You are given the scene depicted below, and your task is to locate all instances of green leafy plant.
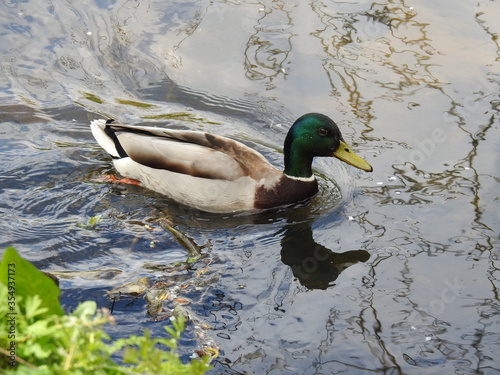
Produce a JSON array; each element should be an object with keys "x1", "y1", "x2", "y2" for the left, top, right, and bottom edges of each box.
[
  {"x1": 0, "y1": 247, "x2": 211, "y2": 374},
  {"x1": 0, "y1": 247, "x2": 63, "y2": 318}
]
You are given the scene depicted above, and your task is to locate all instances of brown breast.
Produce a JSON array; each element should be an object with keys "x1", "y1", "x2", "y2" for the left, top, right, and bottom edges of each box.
[{"x1": 254, "y1": 176, "x2": 319, "y2": 209}]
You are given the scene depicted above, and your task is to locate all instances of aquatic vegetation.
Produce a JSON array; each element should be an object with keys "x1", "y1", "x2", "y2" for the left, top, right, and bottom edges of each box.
[
  {"x1": 115, "y1": 99, "x2": 158, "y2": 109},
  {"x1": 76, "y1": 215, "x2": 102, "y2": 230}
]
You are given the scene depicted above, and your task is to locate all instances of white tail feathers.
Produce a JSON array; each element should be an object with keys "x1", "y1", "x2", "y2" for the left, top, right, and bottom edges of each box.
[{"x1": 90, "y1": 119, "x2": 120, "y2": 158}]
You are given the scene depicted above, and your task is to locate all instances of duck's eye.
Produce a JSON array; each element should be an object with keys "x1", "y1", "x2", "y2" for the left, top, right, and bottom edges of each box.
[{"x1": 318, "y1": 128, "x2": 329, "y2": 137}]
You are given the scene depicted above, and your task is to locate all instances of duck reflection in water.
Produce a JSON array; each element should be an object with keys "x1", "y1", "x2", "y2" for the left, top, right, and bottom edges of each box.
[{"x1": 280, "y1": 221, "x2": 369, "y2": 290}]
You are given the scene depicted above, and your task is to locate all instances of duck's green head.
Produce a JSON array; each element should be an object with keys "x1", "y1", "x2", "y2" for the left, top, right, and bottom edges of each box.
[{"x1": 284, "y1": 113, "x2": 373, "y2": 178}]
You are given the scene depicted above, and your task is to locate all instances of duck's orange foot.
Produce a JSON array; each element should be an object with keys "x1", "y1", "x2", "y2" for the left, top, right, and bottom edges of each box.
[{"x1": 94, "y1": 174, "x2": 142, "y2": 186}]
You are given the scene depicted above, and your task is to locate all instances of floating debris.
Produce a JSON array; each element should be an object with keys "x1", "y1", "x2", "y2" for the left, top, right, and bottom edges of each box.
[
  {"x1": 77, "y1": 214, "x2": 102, "y2": 230},
  {"x1": 172, "y1": 304, "x2": 190, "y2": 322},
  {"x1": 173, "y1": 297, "x2": 190, "y2": 306},
  {"x1": 193, "y1": 346, "x2": 219, "y2": 361},
  {"x1": 107, "y1": 277, "x2": 151, "y2": 298},
  {"x1": 49, "y1": 268, "x2": 122, "y2": 280}
]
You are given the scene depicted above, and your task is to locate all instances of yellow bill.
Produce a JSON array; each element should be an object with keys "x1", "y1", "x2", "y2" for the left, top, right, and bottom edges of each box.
[{"x1": 333, "y1": 141, "x2": 373, "y2": 172}]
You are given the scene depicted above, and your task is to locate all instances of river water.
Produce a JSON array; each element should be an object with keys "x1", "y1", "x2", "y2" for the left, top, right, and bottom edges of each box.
[{"x1": 1, "y1": 0, "x2": 499, "y2": 374}]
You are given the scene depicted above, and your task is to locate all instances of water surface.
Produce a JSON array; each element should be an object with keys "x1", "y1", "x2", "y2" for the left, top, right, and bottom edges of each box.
[{"x1": 1, "y1": 0, "x2": 499, "y2": 374}]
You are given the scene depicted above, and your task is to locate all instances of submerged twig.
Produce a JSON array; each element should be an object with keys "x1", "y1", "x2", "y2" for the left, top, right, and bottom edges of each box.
[{"x1": 157, "y1": 218, "x2": 202, "y2": 257}]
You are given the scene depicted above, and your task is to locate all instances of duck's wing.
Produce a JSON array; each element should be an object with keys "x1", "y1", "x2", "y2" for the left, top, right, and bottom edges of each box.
[{"x1": 91, "y1": 120, "x2": 277, "y2": 181}]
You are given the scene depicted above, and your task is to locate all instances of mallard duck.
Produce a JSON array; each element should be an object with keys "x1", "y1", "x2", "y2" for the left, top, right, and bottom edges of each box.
[{"x1": 90, "y1": 113, "x2": 372, "y2": 213}]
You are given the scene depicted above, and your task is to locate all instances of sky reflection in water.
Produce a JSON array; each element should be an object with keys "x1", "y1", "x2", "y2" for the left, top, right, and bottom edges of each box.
[{"x1": 0, "y1": 0, "x2": 499, "y2": 374}]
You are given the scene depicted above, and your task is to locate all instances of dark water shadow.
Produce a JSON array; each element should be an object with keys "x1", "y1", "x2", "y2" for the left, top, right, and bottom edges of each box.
[{"x1": 279, "y1": 220, "x2": 370, "y2": 290}]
